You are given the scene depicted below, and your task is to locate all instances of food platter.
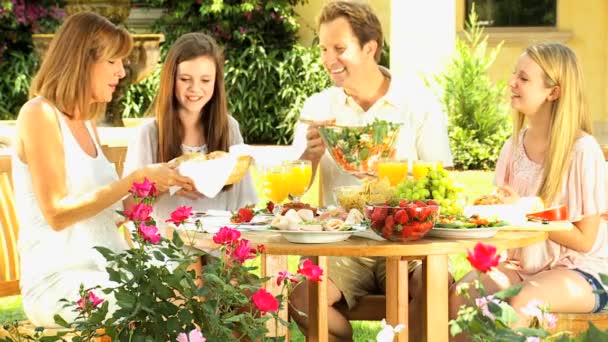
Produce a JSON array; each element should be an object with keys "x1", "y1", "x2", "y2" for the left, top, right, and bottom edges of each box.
[{"x1": 273, "y1": 225, "x2": 366, "y2": 244}]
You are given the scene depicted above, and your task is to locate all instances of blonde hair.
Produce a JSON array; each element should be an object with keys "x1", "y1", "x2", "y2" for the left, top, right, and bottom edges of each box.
[
  {"x1": 29, "y1": 12, "x2": 132, "y2": 120},
  {"x1": 318, "y1": 1, "x2": 383, "y2": 61},
  {"x1": 512, "y1": 43, "x2": 592, "y2": 205},
  {"x1": 150, "y1": 32, "x2": 230, "y2": 163}
]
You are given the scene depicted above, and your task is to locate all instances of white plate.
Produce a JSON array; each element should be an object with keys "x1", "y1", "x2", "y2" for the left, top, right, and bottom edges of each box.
[
  {"x1": 179, "y1": 214, "x2": 272, "y2": 233},
  {"x1": 276, "y1": 230, "x2": 357, "y2": 244},
  {"x1": 426, "y1": 227, "x2": 499, "y2": 239}
]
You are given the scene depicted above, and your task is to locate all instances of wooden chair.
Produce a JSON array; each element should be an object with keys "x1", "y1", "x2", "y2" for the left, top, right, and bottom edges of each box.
[
  {"x1": 0, "y1": 172, "x2": 20, "y2": 297},
  {"x1": 553, "y1": 311, "x2": 608, "y2": 336}
]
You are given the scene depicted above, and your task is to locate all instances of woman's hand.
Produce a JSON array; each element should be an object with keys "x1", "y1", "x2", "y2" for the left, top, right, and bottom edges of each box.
[
  {"x1": 496, "y1": 186, "x2": 520, "y2": 204},
  {"x1": 140, "y1": 163, "x2": 194, "y2": 193}
]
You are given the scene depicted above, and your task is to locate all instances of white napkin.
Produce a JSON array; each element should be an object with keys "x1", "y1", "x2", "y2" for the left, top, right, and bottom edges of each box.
[{"x1": 170, "y1": 155, "x2": 238, "y2": 198}]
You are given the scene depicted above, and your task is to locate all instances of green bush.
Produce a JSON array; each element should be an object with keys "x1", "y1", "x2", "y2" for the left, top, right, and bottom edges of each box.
[
  {"x1": 122, "y1": 64, "x2": 161, "y2": 118},
  {"x1": 428, "y1": 8, "x2": 511, "y2": 170},
  {"x1": 225, "y1": 44, "x2": 331, "y2": 144}
]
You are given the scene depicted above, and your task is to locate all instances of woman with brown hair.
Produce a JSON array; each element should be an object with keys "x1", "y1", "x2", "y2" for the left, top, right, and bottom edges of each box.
[
  {"x1": 123, "y1": 32, "x2": 257, "y2": 232},
  {"x1": 13, "y1": 12, "x2": 194, "y2": 327}
]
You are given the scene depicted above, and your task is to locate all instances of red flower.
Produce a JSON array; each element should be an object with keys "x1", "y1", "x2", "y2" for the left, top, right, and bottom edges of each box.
[
  {"x1": 266, "y1": 201, "x2": 275, "y2": 214},
  {"x1": 77, "y1": 291, "x2": 104, "y2": 311},
  {"x1": 297, "y1": 259, "x2": 323, "y2": 282},
  {"x1": 213, "y1": 227, "x2": 241, "y2": 245},
  {"x1": 138, "y1": 223, "x2": 161, "y2": 244},
  {"x1": 257, "y1": 244, "x2": 266, "y2": 254},
  {"x1": 276, "y1": 270, "x2": 298, "y2": 286},
  {"x1": 231, "y1": 207, "x2": 254, "y2": 223},
  {"x1": 124, "y1": 203, "x2": 153, "y2": 222},
  {"x1": 252, "y1": 288, "x2": 279, "y2": 315},
  {"x1": 230, "y1": 239, "x2": 256, "y2": 264},
  {"x1": 130, "y1": 178, "x2": 157, "y2": 198},
  {"x1": 165, "y1": 206, "x2": 193, "y2": 225},
  {"x1": 467, "y1": 242, "x2": 500, "y2": 273}
]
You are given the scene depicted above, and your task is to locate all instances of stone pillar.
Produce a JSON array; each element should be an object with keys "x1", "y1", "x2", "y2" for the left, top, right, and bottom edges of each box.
[{"x1": 390, "y1": 0, "x2": 455, "y2": 94}]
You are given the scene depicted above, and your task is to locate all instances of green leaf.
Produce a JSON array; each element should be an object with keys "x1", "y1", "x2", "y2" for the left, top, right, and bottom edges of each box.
[
  {"x1": 172, "y1": 229, "x2": 184, "y2": 248},
  {"x1": 94, "y1": 246, "x2": 117, "y2": 261},
  {"x1": 493, "y1": 284, "x2": 522, "y2": 301},
  {"x1": 53, "y1": 314, "x2": 70, "y2": 328}
]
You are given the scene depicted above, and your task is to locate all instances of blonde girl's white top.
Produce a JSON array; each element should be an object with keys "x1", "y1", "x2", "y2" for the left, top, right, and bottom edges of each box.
[
  {"x1": 494, "y1": 131, "x2": 608, "y2": 290},
  {"x1": 122, "y1": 117, "x2": 258, "y2": 235},
  {"x1": 13, "y1": 105, "x2": 128, "y2": 326}
]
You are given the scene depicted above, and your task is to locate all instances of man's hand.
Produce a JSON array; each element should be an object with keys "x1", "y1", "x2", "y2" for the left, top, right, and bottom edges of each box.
[{"x1": 302, "y1": 125, "x2": 326, "y2": 162}]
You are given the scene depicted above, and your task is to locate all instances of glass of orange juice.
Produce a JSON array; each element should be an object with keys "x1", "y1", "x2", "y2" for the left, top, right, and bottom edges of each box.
[
  {"x1": 376, "y1": 159, "x2": 408, "y2": 186},
  {"x1": 412, "y1": 160, "x2": 437, "y2": 180},
  {"x1": 283, "y1": 160, "x2": 312, "y2": 202},
  {"x1": 262, "y1": 165, "x2": 289, "y2": 206}
]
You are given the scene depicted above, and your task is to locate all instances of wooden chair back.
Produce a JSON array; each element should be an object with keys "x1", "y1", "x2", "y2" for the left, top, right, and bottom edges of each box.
[{"x1": 0, "y1": 172, "x2": 20, "y2": 296}]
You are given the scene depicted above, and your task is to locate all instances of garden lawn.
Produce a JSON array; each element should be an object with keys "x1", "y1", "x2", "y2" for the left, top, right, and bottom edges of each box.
[{"x1": 0, "y1": 170, "x2": 495, "y2": 338}]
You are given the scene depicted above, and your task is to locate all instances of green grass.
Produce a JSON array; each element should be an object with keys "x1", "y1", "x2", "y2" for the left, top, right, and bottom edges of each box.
[{"x1": 0, "y1": 170, "x2": 494, "y2": 338}]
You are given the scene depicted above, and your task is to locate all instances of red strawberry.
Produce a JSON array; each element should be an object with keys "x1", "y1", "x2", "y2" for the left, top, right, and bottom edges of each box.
[
  {"x1": 382, "y1": 216, "x2": 395, "y2": 238},
  {"x1": 426, "y1": 199, "x2": 439, "y2": 206},
  {"x1": 398, "y1": 199, "x2": 409, "y2": 208},
  {"x1": 266, "y1": 201, "x2": 275, "y2": 214},
  {"x1": 418, "y1": 207, "x2": 433, "y2": 221},
  {"x1": 231, "y1": 207, "x2": 254, "y2": 223},
  {"x1": 413, "y1": 200, "x2": 427, "y2": 207},
  {"x1": 371, "y1": 207, "x2": 389, "y2": 222},
  {"x1": 406, "y1": 206, "x2": 418, "y2": 221},
  {"x1": 394, "y1": 209, "x2": 409, "y2": 225}
]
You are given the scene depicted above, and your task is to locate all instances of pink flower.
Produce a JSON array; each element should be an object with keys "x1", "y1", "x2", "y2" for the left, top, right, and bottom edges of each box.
[
  {"x1": 466, "y1": 242, "x2": 500, "y2": 273},
  {"x1": 130, "y1": 178, "x2": 157, "y2": 198},
  {"x1": 124, "y1": 203, "x2": 153, "y2": 222},
  {"x1": 297, "y1": 259, "x2": 323, "y2": 282},
  {"x1": 526, "y1": 337, "x2": 540, "y2": 342},
  {"x1": 77, "y1": 291, "x2": 104, "y2": 310},
  {"x1": 138, "y1": 223, "x2": 161, "y2": 244},
  {"x1": 520, "y1": 299, "x2": 544, "y2": 322},
  {"x1": 213, "y1": 227, "x2": 241, "y2": 245},
  {"x1": 276, "y1": 270, "x2": 298, "y2": 286},
  {"x1": 166, "y1": 206, "x2": 193, "y2": 225},
  {"x1": 474, "y1": 295, "x2": 502, "y2": 321},
  {"x1": 230, "y1": 239, "x2": 256, "y2": 264},
  {"x1": 252, "y1": 288, "x2": 279, "y2": 314},
  {"x1": 176, "y1": 328, "x2": 206, "y2": 342},
  {"x1": 544, "y1": 312, "x2": 557, "y2": 329}
]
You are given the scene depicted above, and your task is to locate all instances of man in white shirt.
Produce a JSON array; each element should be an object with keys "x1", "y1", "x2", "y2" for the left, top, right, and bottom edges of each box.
[{"x1": 289, "y1": 1, "x2": 453, "y2": 341}]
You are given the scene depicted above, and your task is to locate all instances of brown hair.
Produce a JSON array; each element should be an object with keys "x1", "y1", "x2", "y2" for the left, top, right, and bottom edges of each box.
[
  {"x1": 151, "y1": 32, "x2": 230, "y2": 162},
  {"x1": 29, "y1": 12, "x2": 132, "y2": 120},
  {"x1": 318, "y1": 0, "x2": 383, "y2": 61}
]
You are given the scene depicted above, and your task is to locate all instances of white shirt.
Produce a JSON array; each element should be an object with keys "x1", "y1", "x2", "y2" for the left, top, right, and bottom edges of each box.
[
  {"x1": 122, "y1": 117, "x2": 258, "y2": 235},
  {"x1": 292, "y1": 68, "x2": 453, "y2": 206}
]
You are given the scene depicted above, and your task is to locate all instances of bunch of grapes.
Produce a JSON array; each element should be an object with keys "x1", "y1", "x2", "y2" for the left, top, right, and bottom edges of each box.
[{"x1": 395, "y1": 168, "x2": 465, "y2": 215}]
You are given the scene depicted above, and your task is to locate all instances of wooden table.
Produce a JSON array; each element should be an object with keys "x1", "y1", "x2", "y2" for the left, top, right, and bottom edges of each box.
[{"x1": 178, "y1": 230, "x2": 548, "y2": 342}]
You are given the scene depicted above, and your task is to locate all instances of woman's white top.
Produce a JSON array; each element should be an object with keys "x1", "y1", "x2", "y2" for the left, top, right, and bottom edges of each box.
[
  {"x1": 122, "y1": 117, "x2": 258, "y2": 235},
  {"x1": 14, "y1": 108, "x2": 127, "y2": 326}
]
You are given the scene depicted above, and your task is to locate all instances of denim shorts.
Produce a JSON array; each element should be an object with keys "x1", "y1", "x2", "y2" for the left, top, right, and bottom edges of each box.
[{"x1": 573, "y1": 268, "x2": 608, "y2": 313}]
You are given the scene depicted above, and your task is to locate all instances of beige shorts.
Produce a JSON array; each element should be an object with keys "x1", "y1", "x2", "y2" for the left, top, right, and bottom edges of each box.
[{"x1": 328, "y1": 256, "x2": 421, "y2": 309}]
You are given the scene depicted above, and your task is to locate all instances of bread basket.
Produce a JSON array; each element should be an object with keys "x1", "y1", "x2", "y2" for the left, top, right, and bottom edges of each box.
[{"x1": 174, "y1": 151, "x2": 252, "y2": 185}]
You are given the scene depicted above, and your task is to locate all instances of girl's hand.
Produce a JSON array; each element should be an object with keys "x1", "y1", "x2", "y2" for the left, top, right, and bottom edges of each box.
[
  {"x1": 140, "y1": 163, "x2": 194, "y2": 193},
  {"x1": 497, "y1": 186, "x2": 520, "y2": 204}
]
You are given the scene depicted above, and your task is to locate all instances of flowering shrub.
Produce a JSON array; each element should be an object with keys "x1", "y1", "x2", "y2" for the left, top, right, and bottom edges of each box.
[
  {"x1": 451, "y1": 242, "x2": 608, "y2": 341},
  {"x1": 0, "y1": 0, "x2": 64, "y2": 118},
  {"x1": 5, "y1": 178, "x2": 322, "y2": 341}
]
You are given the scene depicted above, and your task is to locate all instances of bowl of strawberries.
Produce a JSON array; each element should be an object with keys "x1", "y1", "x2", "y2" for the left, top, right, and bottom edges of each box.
[{"x1": 364, "y1": 199, "x2": 440, "y2": 242}]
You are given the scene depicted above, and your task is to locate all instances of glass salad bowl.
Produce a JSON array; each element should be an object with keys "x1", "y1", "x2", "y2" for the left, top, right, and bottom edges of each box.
[{"x1": 318, "y1": 119, "x2": 402, "y2": 176}]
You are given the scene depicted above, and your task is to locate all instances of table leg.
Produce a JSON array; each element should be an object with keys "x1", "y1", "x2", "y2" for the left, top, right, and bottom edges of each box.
[
  {"x1": 307, "y1": 256, "x2": 328, "y2": 342},
  {"x1": 261, "y1": 253, "x2": 290, "y2": 340},
  {"x1": 425, "y1": 254, "x2": 449, "y2": 342},
  {"x1": 386, "y1": 256, "x2": 409, "y2": 342}
]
